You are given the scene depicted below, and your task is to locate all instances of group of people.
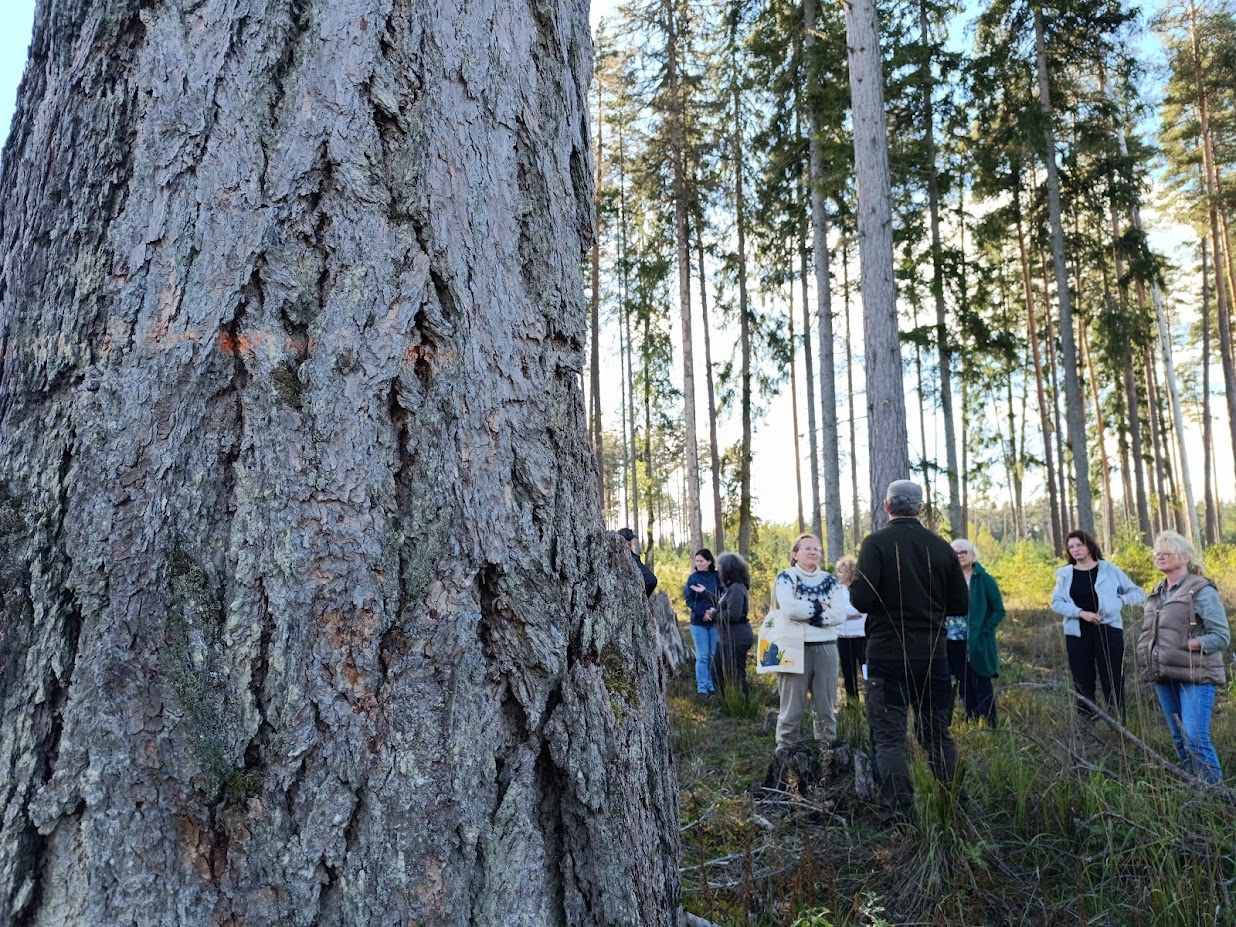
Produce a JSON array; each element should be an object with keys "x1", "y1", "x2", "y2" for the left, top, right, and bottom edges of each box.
[
  {"x1": 1054, "y1": 526, "x2": 1230, "y2": 785},
  {"x1": 624, "y1": 477, "x2": 1232, "y2": 818}
]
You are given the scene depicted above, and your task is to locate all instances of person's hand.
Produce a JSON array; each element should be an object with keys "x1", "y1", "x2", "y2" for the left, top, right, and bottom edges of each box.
[
  {"x1": 690, "y1": 583, "x2": 705, "y2": 593},
  {"x1": 703, "y1": 609, "x2": 715, "y2": 623},
  {"x1": 1188, "y1": 637, "x2": 1202, "y2": 652},
  {"x1": 1080, "y1": 610, "x2": 1100, "y2": 623}
]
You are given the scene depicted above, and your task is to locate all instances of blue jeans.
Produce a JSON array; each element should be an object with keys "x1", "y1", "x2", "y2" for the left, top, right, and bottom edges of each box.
[
  {"x1": 1156, "y1": 681, "x2": 1223, "y2": 784},
  {"x1": 690, "y1": 623, "x2": 718, "y2": 693}
]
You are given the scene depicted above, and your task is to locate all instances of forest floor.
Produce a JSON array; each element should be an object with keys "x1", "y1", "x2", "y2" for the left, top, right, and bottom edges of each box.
[{"x1": 672, "y1": 609, "x2": 1236, "y2": 927}]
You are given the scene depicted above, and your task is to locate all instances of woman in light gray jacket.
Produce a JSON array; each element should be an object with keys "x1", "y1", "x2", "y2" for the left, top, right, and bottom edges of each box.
[{"x1": 1051, "y1": 529, "x2": 1145, "y2": 717}]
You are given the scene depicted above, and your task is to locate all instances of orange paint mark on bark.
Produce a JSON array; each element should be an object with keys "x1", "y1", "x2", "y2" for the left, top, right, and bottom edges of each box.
[{"x1": 175, "y1": 813, "x2": 215, "y2": 883}]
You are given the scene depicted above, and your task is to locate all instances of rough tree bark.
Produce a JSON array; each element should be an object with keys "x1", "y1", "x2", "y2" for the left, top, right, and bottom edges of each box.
[
  {"x1": 0, "y1": 3, "x2": 680, "y2": 926},
  {"x1": 844, "y1": 0, "x2": 910, "y2": 529},
  {"x1": 1033, "y1": 5, "x2": 1094, "y2": 534},
  {"x1": 803, "y1": 0, "x2": 842, "y2": 563}
]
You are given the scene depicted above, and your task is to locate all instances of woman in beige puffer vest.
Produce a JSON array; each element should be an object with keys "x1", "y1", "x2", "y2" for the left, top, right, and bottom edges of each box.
[{"x1": 1136, "y1": 531, "x2": 1231, "y2": 784}]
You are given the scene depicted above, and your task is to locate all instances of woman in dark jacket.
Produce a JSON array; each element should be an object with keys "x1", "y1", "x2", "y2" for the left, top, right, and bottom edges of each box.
[
  {"x1": 950, "y1": 539, "x2": 1005, "y2": 725},
  {"x1": 684, "y1": 549, "x2": 721, "y2": 696},
  {"x1": 709, "y1": 552, "x2": 754, "y2": 698}
]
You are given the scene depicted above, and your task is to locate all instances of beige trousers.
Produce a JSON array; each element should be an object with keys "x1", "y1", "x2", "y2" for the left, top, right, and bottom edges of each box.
[{"x1": 776, "y1": 641, "x2": 839, "y2": 748}]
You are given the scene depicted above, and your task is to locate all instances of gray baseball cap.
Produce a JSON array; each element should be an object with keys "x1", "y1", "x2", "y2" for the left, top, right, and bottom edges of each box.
[{"x1": 885, "y1": 479, "x2": 924, "y2": 506}]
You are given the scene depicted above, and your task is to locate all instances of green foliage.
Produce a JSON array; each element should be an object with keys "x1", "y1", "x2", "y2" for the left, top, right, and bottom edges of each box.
[
  {"x1": 1200, "y1": 544, "x2": 1236, "y2": 608},
  {"x1": 985, "y1": 540, "x2": 1060, "y2": 609},
  {"x1": 1108, "y1": 533, "x2": 1155, "y2": 588}
]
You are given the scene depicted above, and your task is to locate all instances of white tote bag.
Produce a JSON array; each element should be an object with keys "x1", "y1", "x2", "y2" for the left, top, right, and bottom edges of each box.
[{"x1": 755, "y1": 589, "x2": 805, "y2": 674}]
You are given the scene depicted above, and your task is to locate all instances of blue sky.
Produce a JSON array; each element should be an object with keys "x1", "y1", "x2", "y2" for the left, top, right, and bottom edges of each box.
[{"x1": 0, "y1": 0, "x2": 34, "y2": 149}]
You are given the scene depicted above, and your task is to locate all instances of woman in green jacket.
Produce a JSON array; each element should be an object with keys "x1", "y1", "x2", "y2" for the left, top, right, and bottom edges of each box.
[{"x1": 950, "y1": 539, "x2": 1006, "y2": 725}]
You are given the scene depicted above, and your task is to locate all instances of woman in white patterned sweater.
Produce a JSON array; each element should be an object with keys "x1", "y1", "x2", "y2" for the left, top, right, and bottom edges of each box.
[{"x1": 774, "y1": 534, "x2": 847, "y2": 750}]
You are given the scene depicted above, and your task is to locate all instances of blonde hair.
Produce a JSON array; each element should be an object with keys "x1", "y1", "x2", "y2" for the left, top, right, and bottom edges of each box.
[
  {"x1": 951, "y1": 538, "x2": 980, "y2": 561},
  {"x1": 834, "y1": 554, "x2": 858, "y2": 579},
  {"x1": 790, "y1": 533, "x2": 821, "y2": 566},
  {"x1": 1153, "y1": 530, "x2": 1202, "y2": 575}
]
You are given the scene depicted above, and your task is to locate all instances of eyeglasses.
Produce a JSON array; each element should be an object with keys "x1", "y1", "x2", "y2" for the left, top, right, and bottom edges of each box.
[{"x1": 797, "y1": 545, "x2": 821, "y2": 552}]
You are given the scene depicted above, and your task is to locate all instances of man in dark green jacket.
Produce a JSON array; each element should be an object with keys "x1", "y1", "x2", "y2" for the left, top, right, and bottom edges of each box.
[{"x1": 850, "y1": 480, "x2": 970, "y2": 820}]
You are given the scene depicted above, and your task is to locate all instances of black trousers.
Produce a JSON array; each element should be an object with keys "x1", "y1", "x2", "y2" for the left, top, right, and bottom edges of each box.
[
  {"x1": 714, "y1": 641, "x2": 751, "y2": 699},
  {"x1": 838, "y1": 636, "x2": 866, "y2": 699},
  {"x1": 946, "y1": 639, "x2": 996, "y2": 725},
  {"x1": 1065, "y1": 621, "x2": 1125, "y2": 716}
]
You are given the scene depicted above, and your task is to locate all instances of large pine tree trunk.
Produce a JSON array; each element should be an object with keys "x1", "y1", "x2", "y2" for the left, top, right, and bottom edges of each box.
[
  {"x1": 0, "y1": 3, "x2": 680, "y2": 925},
  {"x1": 1033, "y1": 5, "x2": 1093, "y2": 534},
  {"x1": 917, "y1": 0, "x2": 961, "y2": 540},
  {"x1": 845, "y1": 0, "x2": 909, "y2": 528},
  {"x1": 803, "y1": 0, "x2": 844, "y2": 563}
]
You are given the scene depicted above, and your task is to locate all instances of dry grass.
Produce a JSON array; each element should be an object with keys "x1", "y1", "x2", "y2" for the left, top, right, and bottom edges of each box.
[{"x1": 672, "y1": 609, "x2": 1236, "y2": 927}]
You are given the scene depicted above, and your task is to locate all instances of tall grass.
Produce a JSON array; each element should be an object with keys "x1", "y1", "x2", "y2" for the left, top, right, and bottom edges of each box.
[{"x1": 670, "y1": 605, "x2": 1236, "y2": 926}]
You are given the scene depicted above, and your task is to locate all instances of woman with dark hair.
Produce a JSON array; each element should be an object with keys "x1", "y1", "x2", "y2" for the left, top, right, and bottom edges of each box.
[
  {"x1": 709, "y1": 552, "x2": 753, "y2": 698},
  {"x1": 685, "y1": 548, "x2": 721, "y2": 697},
  {"x1": 1051, "y1": 529, "x2": 1145, "y2": 716}
]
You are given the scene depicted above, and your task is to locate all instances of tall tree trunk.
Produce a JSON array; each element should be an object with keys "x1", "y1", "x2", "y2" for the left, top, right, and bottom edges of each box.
[
  {"x1": 917, "y1": 1, "x2": 961, "y2": 538},
  {"x1": 1202, "y1": 237, "x2": 1218, "y2": 544},
  {"x1": 733, "y1": 87, "x2": 754, "y2": 558},
  {"x1": 695, "y1": 223, "x2": 725, "y2": 552},
  {"x1": 842, "y1": 234, "x2": 861, "y2": 547},
  {"x1": 618, "y1": 127, "x2": 641, "y2": 539},
  {"x1": 644, "y1": 314, "x2": 657, "y2": 568},
  {"x1": 912, "y1": 300, "x2": 936, "y2": 529},
  {"x1": 1190, "y1": 0, "x2": 1236, "y2": 496},
  {"x1": 1034, "y1": 5, "x2": 1093, "y2": 533},
  {"x1": 799, "y1": 227, "x2": 822, "y2": 542},
  {"x1": 1150, "y1": 275, "x2": 1201, "y2": 541},
  {"x1": 1037, "y1": 238, "x2": 1073, "y2": 533},
  {"x1": 663, "y1": 0, "x2": 703, "y2": 552},
  {"x1": 804, "y1": 0, "x2": 844, "y2": 562},
  {"x1": 1080, "y1": 323, "x2": 1115, "y2": 551},
  {"x1": 619, "y1": 294, "x2": 631, "y2": 528},
  {"x1": 1123, "y1": 364, "x2": 1153, "y2": 542},
  {"x1": 591, "y1": 77, "x2": 606, "y2": 511},
  {"x1": 0, "y1": 4, "x2": 680, "y2": 926},
  {"x1": 789, "y1": 284, "x2": 806, "y2": 534},
  {"x1": 1144, "y1": 349, "x2": 1172, "y2": 535},
  {"x1": 1105, "y1": 84, "x2": 1202, "y2": 543},
  {"x1": 845, "y1": 0, "x2": 909, "y2": 528},
  {"x1": 1016, "y1": 200, "x2": 1063, "y2": 554}
]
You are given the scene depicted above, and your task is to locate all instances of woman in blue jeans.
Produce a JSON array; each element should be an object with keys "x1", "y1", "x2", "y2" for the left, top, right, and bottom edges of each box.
[
  {"x1": 1136, "y1": 531, "x2": 1230, "y2": 784},
  {"x1": 684, "y1": 549, "x2": 720, "y2": 696}
]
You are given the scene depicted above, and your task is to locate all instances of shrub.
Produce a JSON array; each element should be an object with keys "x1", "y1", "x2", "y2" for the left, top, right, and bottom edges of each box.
[{"x1": 986, "y1": 540, "x2": 1059, "y2": 609}]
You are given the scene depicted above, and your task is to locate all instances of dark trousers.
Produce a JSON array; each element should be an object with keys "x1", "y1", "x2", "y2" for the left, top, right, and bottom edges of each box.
[
  {"x1": 865, "y1": 658, "x2": 958, "y2": 817},
  {"x1": 714, "y1": 642, "x2": 751, "y2": 699},
  {"x1": 838, "y1": 636, "x2": 866, "y2": 699},
  {"x1": 946, "y1": 639, "x2": 997, "y2": 726},
  {"x1": 1065, "y1": 621, "x2": 1125, "y2": 716}
]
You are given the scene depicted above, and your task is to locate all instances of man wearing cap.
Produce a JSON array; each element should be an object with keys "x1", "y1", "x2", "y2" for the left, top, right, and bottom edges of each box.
[
  {"x1": 849, "y1": 479, "x2": 970, "y2": 819},
  {"x1": 619, "y1": 527, "x2": 658, "y2": 596}
]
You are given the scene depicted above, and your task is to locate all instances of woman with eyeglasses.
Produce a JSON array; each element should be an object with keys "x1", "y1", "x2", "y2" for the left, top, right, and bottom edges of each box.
[
  {"x1": 1136, "y1": 531, "x2": 1230, "y2": 784},
  {"x1": 773, "y1": 534, "x2": 845, "y2": 751},
  {"x1": 948, "y1": 539, "x2": 1005, "y2": 725}
]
